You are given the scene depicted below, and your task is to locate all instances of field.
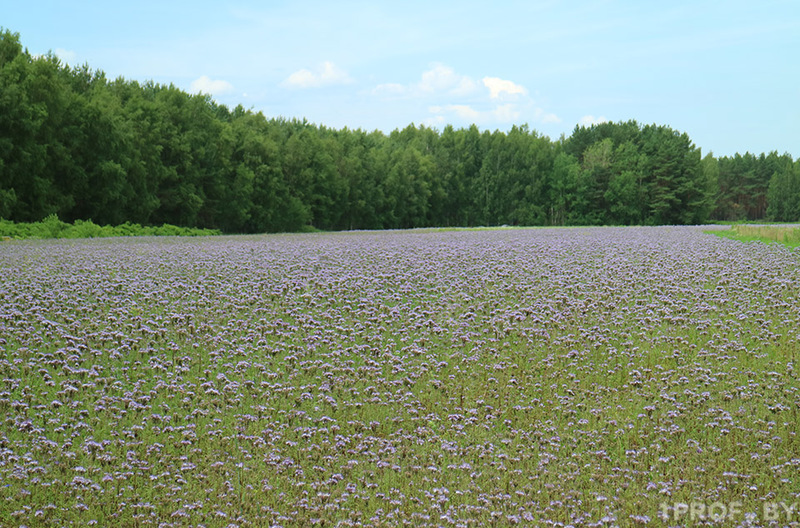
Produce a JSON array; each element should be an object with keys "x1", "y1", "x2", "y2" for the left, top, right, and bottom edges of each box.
[{"x1": 1, "y1": 226, "x2": 799, "y2": 527}]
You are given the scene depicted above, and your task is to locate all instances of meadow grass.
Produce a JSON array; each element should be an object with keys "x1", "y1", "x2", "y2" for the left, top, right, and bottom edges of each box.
[
  {"x1": 708, "y1": 224, "x2": 800, "y2": 248},
  {"x1": 0, "y1": 226, "x2": 798, "y2": 527}
]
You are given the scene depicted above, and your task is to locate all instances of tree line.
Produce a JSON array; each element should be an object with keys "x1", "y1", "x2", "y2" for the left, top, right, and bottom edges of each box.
[{"x1": 1, "y1": 30, "x2": 799, "y2": 233}]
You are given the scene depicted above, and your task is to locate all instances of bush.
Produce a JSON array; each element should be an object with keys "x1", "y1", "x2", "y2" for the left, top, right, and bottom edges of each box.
[{"x1": 0, "y1": 216, "x2": 222, "y2": 240}]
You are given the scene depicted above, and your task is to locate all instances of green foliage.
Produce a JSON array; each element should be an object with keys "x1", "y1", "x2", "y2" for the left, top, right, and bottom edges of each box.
[
  {"x1": 766, "y1": 158, "x2": 800, "y2": 221},
  {"x1": 0, "y1": 30, "x2": 798, "y2": 234},
  {"x1": 0, "y1": 214, "x2": 220, "y2": 239},
  {"x1": 560, "y1": 121, "x2": 714, "y2": 225},
  {"x1": 712, "y1": 151, "x2": 794, "y2": 221}
]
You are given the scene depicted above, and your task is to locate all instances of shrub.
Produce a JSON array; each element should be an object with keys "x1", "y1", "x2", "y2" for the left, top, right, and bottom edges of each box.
[{"x1": 0, "y1": 216, "x2": 221, "y2": 240}]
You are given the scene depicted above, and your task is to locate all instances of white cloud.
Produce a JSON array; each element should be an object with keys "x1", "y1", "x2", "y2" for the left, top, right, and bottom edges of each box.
[
  {"x1": 283, "y1": 61, "x2": 353, "y2": 89},
  {"x1": 423, "y1": 115, "x2": 447, "y2": 128},
  {"x1": 534, "y1": 108, "x2": 562, "y2": 124},
  {"x1": 190, "y1": 76, "x2": 234, "y2": 95},
  {"x1": 579, "y1": 115, "x2": 608, "y2": 126},
  {"x1": 491, "y1": 104, "x2": 521, "y2": 122},
  {"x1": 418, "y1": 64, "x2": 478, "y2": 96},
  {"x1": 430, "y1": 103, "x2": 524, "y2": 126},
  {"x1": 448, "y1": 104, "x2": 481, "y2": 121},
  {"x1": 373, "y1": 64, "x2": 559, "y2": 128},
  {"x1": 54, "y1": 48, "x2": 77, "y2": 65},
  {"x1": 375, "y1": 67, "x2": 533, "y2": 110},
  {"x1": 374, "y1": 64, "x2": 479, "y2": 99},
  {"x1": 373, "y1": 82, "x2": 407, "y2": 96},
  {"x1": 483, "y1": 77, "x2": 527, "y2": 99},
  {"x1": 377, "y1": 66, "x2": 530, "y2": 102}
]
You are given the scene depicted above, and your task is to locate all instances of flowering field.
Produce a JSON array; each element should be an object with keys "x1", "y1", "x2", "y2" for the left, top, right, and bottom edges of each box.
[{"x1": 1, "y1": 227, "x2": 798, "y2": 527}]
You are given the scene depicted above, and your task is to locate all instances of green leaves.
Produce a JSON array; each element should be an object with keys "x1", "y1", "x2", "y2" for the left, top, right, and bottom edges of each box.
[
  {"x1": 559, "y1": 121, "x2": 711, "y2": 226},
  {"x1": 766, "y1": 159, "x2": 800, "y2": 221}
]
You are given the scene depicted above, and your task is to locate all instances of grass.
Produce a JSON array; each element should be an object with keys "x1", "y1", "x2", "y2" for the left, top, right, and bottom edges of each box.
[{"x1": 707, "y1": 224, "x2": 800, "y2": 248}]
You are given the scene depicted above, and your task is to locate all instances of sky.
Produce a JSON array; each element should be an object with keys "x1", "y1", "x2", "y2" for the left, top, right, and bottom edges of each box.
[{"x1": 3, "y1": 1, "x2": 799, "y2": 158}]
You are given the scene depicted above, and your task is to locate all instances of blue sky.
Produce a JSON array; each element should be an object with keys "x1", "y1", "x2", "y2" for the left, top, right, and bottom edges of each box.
[{"x1": 4, "y1": 1, "x2": 799, "y2": 157}]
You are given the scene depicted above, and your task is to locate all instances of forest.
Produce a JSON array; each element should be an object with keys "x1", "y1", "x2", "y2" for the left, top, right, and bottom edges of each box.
[{"x1": 1, "y1": 29, "x2": 799, "y2": 233}]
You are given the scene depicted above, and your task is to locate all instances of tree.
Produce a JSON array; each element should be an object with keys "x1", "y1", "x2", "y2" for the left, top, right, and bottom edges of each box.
[
  {"x1": 384, "y1": 145, "x2": 433, "y2": 228},
  {"x1": 604, "y1": 140, "x2": 646, "y2": 225},
  {"x1": 580, "y1": 137, "x2": 614, "y2": 223},
  {"x1": 640, "y1": 125, "x2": 702, "y2": 225},
  {"x1": 280, "y1": 125, "x2": 346, "y2": 230},
  {"x1": 766, "y1": 155, "x2": 800, "y2": 221},
  {"x1": 545, "y1": 151, "x2": 581, "y2": 225}
]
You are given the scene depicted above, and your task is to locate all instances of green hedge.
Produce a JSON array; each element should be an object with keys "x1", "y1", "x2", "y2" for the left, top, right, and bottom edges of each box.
[{"x1": 0, "y1": 215, "x2": 221, "y2": 240}]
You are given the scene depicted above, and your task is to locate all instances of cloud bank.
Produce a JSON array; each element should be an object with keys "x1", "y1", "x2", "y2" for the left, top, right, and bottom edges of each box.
[
  {"x1": 418, "y1": 64, "x2": 478, "y2": 96},
  {"x1": 579, "y1": 115, "x2": 609, "y2": 126},
  {"x1": 190, "y1": 76, "x2": 234, "y2": 96},
  {"x1": 54, "y1": 48, "x2": 77, "y2": 65},
  {"x1": 283, "y1": 62, "x2": 353, "y2": 89},
  {"x1": 375, "y1": 64, "x2": 559, "y2": 128},
  {"x1": 483, "y1": 77, "x2": 527, "y2": 99}
]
